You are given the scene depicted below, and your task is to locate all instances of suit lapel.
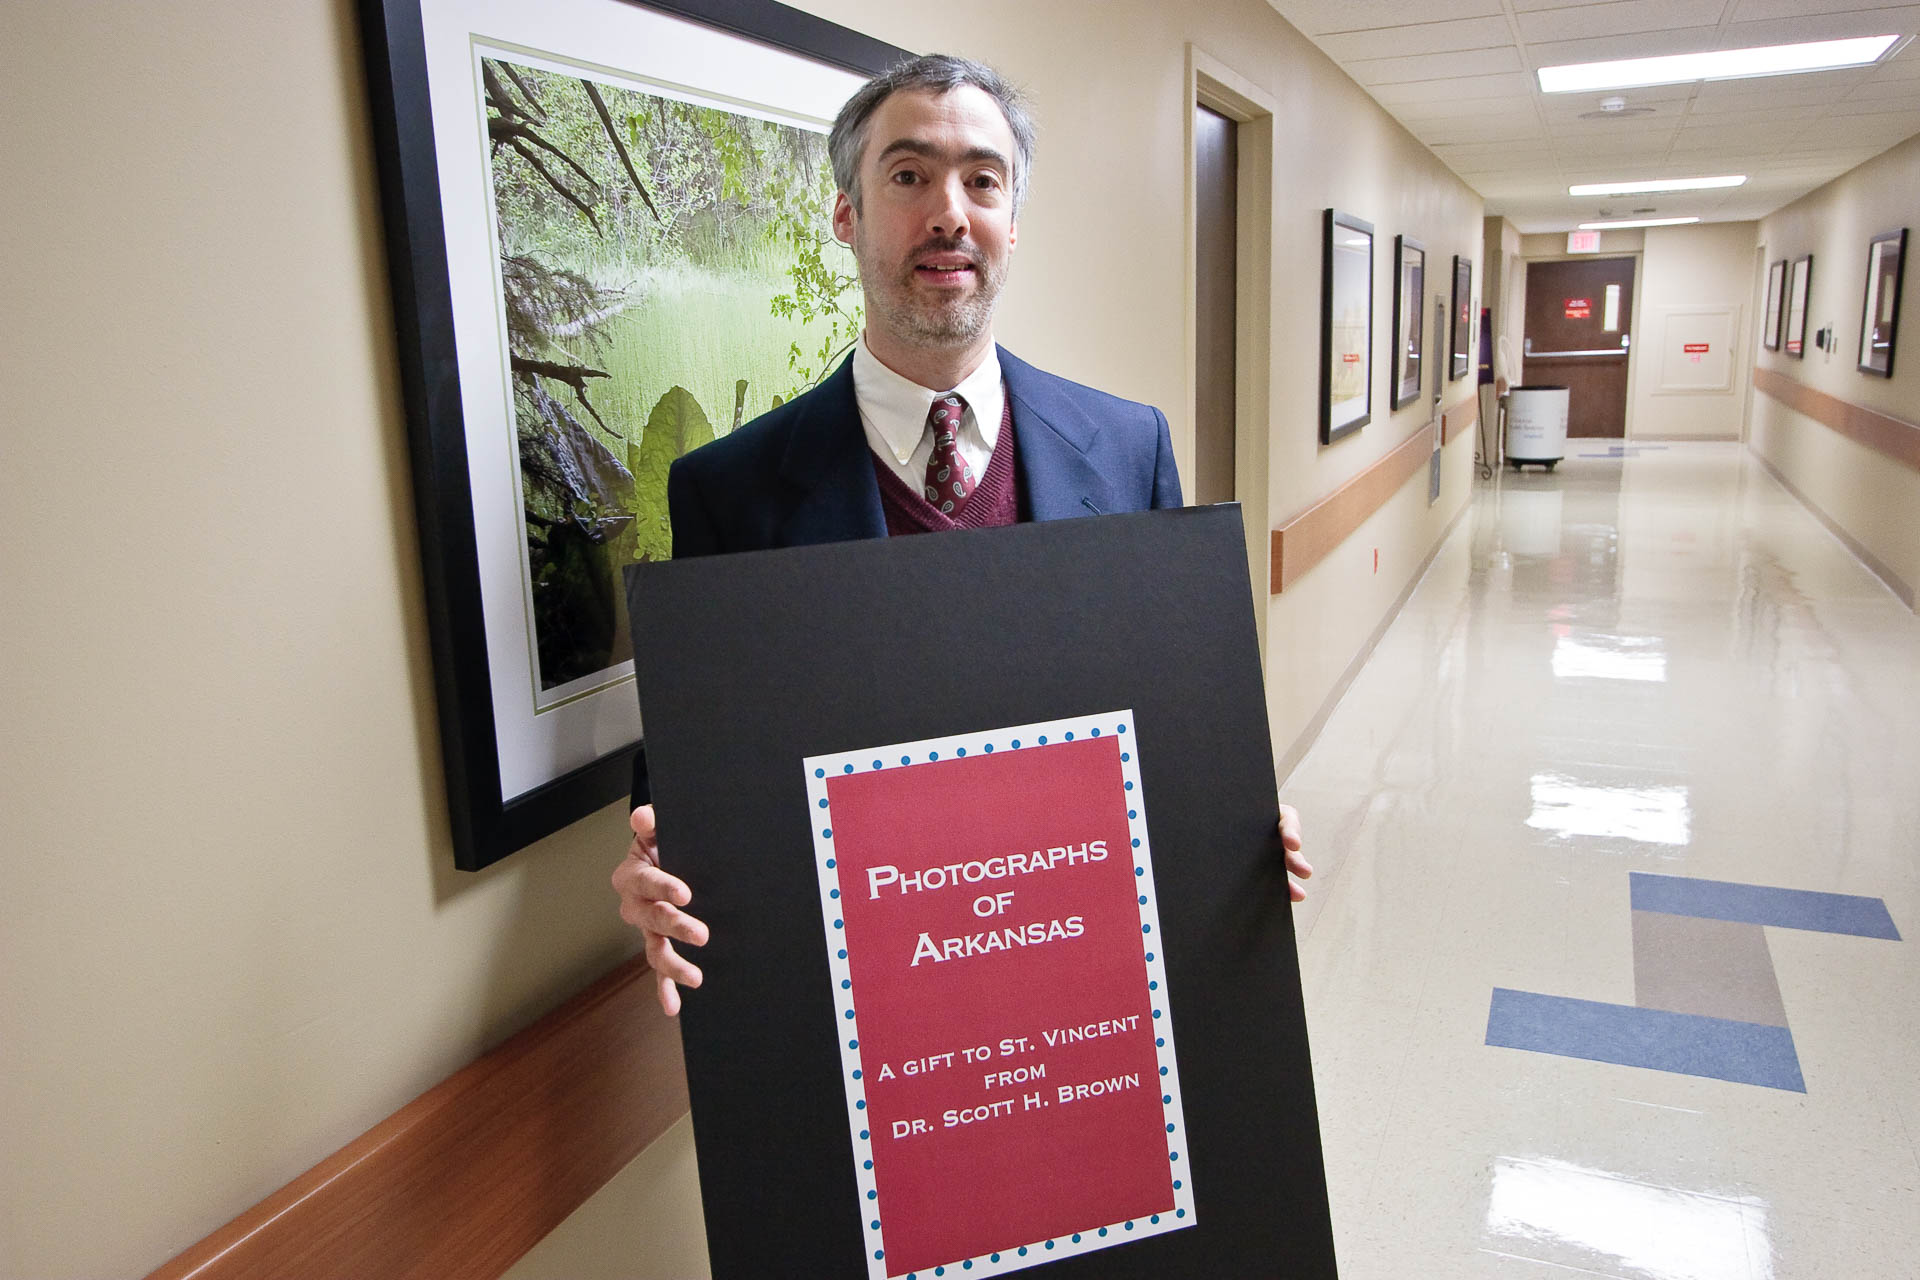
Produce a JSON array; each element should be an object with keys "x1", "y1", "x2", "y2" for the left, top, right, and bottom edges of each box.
[
  {"x1": 775, "y1": 356, "x2": 887, "y2": 546},
  {"x1": 1001, "y1": 347, "x2": 1109, "y2": 521}
]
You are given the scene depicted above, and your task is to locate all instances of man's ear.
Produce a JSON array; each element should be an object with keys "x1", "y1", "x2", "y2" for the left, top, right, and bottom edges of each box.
[{"x1": 830, "y1": 190, "x2": 856, "y2": 246}]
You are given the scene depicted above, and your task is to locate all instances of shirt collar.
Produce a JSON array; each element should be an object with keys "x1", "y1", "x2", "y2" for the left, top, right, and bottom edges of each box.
[{"x1": 852, "y1": 335, "x2": 1004, "y2": 464}]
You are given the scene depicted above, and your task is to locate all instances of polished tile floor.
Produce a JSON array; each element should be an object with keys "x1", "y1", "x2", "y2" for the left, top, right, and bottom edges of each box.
[{"x1": 1288, "y1": 443, "x2": 1920, "y2": 1279}]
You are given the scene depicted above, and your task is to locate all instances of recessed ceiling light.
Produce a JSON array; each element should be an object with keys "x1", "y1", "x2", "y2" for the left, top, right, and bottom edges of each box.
[
  {"x1": 1578, "y1": 217, "x2": 1701, "y2": 229},
  {"x1": 1539, "y1": 35, "x2": 1899, "y2": 94},
  {"x1": 1569, "y1": 176, "x2": 1747, "y2": 196}
]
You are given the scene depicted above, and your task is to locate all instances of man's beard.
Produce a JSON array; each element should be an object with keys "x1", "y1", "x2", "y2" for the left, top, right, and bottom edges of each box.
[{"x1": 855, "y1": 233, "x2": 1007, "y2": 349}]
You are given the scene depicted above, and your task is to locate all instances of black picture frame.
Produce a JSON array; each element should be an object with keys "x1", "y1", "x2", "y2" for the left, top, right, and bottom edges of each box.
[
  {"x1": 1449, "y1": 254, "x2": 1472, "y2": 382},
  {"x1": 1391, "y1": 235, "x2": 1426, "y2": 409},
  {"x1": 358, "y1": 0, "x2": 910, "y2": 870},
  {"x1": 1785, "y1": 254, "x2": 1813, "y2": 359},
  {"x1": 1320, "y1": 209, "x2": 1373, "y2": 444},
  {"x1": 1857, "y1": 228, "x2": 1906, "y2": 378},
  {"x1": 1763, "y1": 258, "x2": 1785, "y2": 352}
]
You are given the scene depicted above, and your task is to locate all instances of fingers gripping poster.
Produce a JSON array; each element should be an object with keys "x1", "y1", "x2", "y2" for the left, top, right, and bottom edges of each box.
[{"x1": 805, "y1": 711, "x2": 1194, "y2": 1279}]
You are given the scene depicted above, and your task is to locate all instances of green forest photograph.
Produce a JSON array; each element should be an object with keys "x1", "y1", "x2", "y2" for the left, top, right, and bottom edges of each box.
[{"x1": 482, "y1": 54, "x2": 858, "y2": 695}]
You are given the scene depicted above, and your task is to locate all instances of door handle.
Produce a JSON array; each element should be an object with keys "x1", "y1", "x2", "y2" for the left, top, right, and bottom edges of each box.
[{"x1": 1527, "y1": 348, "x2": 1628, "y2": 357}]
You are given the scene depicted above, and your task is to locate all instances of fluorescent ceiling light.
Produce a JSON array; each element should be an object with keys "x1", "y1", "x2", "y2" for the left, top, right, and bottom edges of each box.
[
  {"x1": 1579, "y1": 217, "x2": 1700, "y2": 229},
  {"x1": 1539, "y1": 35, "x2": 1899, "y2": 93},
  {"x1": 1568, "y1": 175, "x2": 1746, "y2": 196}
]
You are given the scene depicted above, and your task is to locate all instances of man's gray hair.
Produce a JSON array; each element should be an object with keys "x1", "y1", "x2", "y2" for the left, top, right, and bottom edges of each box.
[{"x1": 828, "y1": 54, "x2": 1036, "y2": 217}]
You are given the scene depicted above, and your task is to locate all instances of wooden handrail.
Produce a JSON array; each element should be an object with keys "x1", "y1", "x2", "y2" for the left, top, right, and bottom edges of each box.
[
  {"x1": 1753, "y1": 367, "x2": 1920, "y2": 472},
  {"x1": 146, "y1": 953, "x2": 686, "y2": 1280},
  {"x1": 1270, "y1": 401, "x2": 1475, "y2": 594}
]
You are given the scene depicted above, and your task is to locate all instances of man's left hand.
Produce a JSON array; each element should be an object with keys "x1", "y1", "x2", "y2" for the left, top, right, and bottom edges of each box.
[{"x1": 1278, "y1": 803, "x2": 1311, "y2": 902}]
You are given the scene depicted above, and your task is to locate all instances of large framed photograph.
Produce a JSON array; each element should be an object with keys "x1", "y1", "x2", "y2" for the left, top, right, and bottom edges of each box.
[
  {"x1": 1763, "y1": 258, "x2": 1785, "y2": 352},
  {"x1": 1785, "y1": 253, "x2": 1813, "y2": 359},
  {"x1": 359, "y1": 0, "x2": 908, "y2": 869},
  {"x1": 1449, "y1": 254, "x2": 1472, "y2": 382},
  {"x1": 1319, "y1": 209, "x2": 1373, "y2": 444},
  {"x1": 1858, "y1": 229, "x2": 1907, "y2": 377},
  {"x1": 1391, "y1": 235, "x2": 1426, "y2": 409}
]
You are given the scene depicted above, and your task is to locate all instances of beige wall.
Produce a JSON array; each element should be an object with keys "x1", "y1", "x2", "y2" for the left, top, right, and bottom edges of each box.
[
  {"x1": 1, "y1": 1, "x2": 1478, "y2": 1276},
  {"x1": 1626, "y1": 221, "x2": 1760, "y2": 440},
  {"x1": 1749, "y1": 133, "x2": 1920, "y2": 607}
]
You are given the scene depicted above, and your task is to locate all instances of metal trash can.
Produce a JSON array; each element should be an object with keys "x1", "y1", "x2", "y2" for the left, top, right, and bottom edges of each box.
[{"x1": 1504, "y1": 386, "x2": 1569, "y2": 471}]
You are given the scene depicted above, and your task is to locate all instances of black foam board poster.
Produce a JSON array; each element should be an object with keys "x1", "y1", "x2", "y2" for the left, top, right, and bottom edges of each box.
[{"x1": 627, "y1": 505, "x2": 1336, "y2": 1278}]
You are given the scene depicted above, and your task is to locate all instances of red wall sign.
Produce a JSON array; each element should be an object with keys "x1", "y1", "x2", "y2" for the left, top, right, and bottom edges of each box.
[
  {"x1": 1564, "y1": 297, "x2": 1592, "y2": 319},
  {"x1": 1683, "y1": 342, "x2": 1710, "y2": 353},
  {"x1": 809, "y1": 713, "x2": 1194, "y2": 1278}
]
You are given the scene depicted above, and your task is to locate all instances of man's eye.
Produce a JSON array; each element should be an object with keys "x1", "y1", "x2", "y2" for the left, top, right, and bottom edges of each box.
[{"x1": 891, "y1": 170, "x2": 920, "y2": 185}]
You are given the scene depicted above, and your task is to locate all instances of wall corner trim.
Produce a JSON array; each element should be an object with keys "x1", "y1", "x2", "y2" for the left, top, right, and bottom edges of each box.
[{"x1": 144, "y1": 953, "x2": 686, "y2": 1280}]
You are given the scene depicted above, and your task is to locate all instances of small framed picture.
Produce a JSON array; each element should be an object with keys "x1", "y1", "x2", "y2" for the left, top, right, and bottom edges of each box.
[
  {"x1": 1857, "y1": 229, "x2": 1906, "y2": 377},
  {"x1": 1449, "y1": 255, "x2": 1472, "y2": 382},
  {"x1": 1320, "y1": 209, "x2": 1374, "y2": 444},
  {"x1": 1392, "y1": 235, "x2": 1426, "y2": 409},
  {"x1": 1785, "y1": 254, "x2": 1813, "y2": 358},
  {"x1": 1763, "y1": 258, "x2": 1785, "y2": 352}
]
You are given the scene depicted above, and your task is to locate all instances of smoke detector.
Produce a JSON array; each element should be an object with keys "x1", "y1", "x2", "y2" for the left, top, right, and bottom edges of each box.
[{"x1": 1579, "y1": 95, "x2": 1656, "y2": 120}]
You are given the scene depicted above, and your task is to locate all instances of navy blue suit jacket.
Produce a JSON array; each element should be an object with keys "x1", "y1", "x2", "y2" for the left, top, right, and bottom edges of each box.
[
  {"x1": 630, "y1": 346, "x2": 1182, "y2": 802},
  {"x1": 667, "y1": 346, "x2": 1182, "y2": 555}
]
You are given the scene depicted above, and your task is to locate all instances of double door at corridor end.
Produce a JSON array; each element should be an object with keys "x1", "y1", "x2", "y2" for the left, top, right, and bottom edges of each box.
[{"x1": 1522, "y1": 256, "x2": 1635, "y2": 438}]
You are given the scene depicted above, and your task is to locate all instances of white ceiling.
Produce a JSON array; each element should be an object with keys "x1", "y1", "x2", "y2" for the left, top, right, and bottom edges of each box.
[{"x1": 1267, "y1": 0, "x2": 1920, "y2": 230}]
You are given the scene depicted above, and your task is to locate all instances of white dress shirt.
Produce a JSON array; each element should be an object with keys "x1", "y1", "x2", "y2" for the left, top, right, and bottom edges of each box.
[{"x1": 851, "y1": 335, "x2": 1005, "y2": 493}]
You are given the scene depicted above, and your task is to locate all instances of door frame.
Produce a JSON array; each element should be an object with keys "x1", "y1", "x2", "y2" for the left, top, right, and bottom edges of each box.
[{"x1": 1185, "y1": 44, "x2": 1274, "y2": 659}]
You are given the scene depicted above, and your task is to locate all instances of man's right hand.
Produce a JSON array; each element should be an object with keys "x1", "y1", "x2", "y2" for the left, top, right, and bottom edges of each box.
[{"x1": 612, "y1": 804, "x2": 709, "y2": 1016}]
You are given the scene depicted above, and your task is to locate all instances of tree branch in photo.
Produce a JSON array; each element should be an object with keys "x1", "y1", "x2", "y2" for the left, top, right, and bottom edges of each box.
[
  {"x1": 581, "y1": 79, "x2": 662, "y2": 223},
  {"x1": 508, "y1": 139, "x2": 602, "y2": 233}
]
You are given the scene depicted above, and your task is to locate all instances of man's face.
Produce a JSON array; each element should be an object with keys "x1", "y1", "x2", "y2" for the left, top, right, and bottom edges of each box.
[{"x1": 831, "y1": 86, "x2": 1019, "y2": 354}]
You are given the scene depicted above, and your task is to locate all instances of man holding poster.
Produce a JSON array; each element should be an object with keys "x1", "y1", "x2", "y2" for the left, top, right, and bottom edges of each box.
[{"x1": 613, "y1": 52, "x2": 1309, "y2": 1015}]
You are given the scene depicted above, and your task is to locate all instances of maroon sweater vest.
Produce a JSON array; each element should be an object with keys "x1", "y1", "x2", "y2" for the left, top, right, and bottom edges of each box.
[{"x1": 872, "y1": 396, "x2": 1020, "y2": 536}]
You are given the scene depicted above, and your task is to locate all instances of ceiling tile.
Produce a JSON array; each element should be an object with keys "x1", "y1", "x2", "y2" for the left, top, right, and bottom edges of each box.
[
  {"x1": 1346, "y1": 45, "x2": 1525, "y2": 84},
  {"x1": 1527, "y1": 28, "x2": 1725, "y2": 69},
  {"x1": 1319, "y1": 16, "x2": 1515, "y2": 61},
  {"x1": 1723, "y1": 9, "x2": 1920, "y2": 48},
  {"x1": 1847, "y1": 77, "x2": 1920, "y2": 98},
  {"x1": 1863, "y1": 50, "x2": 1920, "y2": 78},
  {"x1": 1517, "y1": 0, "x2": 1727, "y2": 44},
  {"x1": 1269, "y1": 0, "x2": 1504, "y2": 35},
  {"x1": 1422, "y1": 120, "x2": 1553, "y2": 145},
  {"x1": 1731, "y1": 0, "x2": 1916, "y2": 20},
  {"x1": 1395, "y1": 95, "x2": 1541, "y2": 122},
  {"x1": 1370, "y1": 71, "x2": 1538, "y2": 102}
]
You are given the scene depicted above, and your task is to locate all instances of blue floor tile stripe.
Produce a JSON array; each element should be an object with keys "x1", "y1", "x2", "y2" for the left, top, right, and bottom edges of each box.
[
  {"x1": 1486, "y1": 987, "x2": 1806, "y2": 1092},
  {"x1": 1630, "y1": 872, "x2": 1901, "y2": 939}
]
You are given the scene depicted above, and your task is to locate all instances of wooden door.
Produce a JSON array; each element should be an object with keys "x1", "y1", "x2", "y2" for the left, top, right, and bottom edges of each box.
[
  {"x1": 1522, "y1": 257, "x2": 1634, "y2": 438},
  {"x1": 1193, "y1": 104, "x2": 1237, "y2": 505}
]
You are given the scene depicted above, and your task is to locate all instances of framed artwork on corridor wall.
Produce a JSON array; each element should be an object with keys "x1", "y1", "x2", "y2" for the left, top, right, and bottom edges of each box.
[
  {"x1": 357, "y1": 0, "x2": 908, "y2": 869},
  {"x1": 1857, "y1": 228, "x2": 1906, "y2": 378},
  {"x1": 1449, "y1": 255, "x2": 1472, "y2": 381},
  {"x1": 1320, "y1": 208, "x2": 1374, "y2": 444},
  {"x1": 1391, "y1": 235, "x2": 1426, "y2": 409},
  {"x1": 1763, "y1": 258, "x2": 1785, "y2": 352},
  {"x1": 1785, "y1": 254, "x2": 1813, "y2": 358}
]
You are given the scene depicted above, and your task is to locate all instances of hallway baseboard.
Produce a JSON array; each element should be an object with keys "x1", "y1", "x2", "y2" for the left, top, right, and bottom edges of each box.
[{"x1": 1751, "y1": 449, "x2": 1916, "y2": 610}]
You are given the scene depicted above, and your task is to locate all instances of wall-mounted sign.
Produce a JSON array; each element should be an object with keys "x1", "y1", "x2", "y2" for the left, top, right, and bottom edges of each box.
[
  {"x1": 1683, "y1": 341, "x2": 1710, "y2": 363},
  {"x1": 1565, "y1": 297, "x2": 1592, "y2": 319},
  {"x1": 1567, "y1": 230, "x2": 1601, "y2": 254}
]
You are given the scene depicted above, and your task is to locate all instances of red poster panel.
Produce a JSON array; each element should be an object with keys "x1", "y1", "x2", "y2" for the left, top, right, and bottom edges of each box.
[
  {"x1": 807, "y1": 711, "x2": 1193, "y2": 1279},
  {"x1": 1564, "y1": 297, "x2": 1592, "y2": 319}
]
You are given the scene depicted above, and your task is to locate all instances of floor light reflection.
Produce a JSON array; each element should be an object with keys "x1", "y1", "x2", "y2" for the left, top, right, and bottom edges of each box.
[
  {"x1": 1552, "y1": 634, "x2": 1668, "y2": 682},
  {"x1": 1486, "y1": 1156, "x2": 1770, "y2": 1280},
  {"x1": 1528, "y1": 774, "x2": 1691, "y2": 845}
]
